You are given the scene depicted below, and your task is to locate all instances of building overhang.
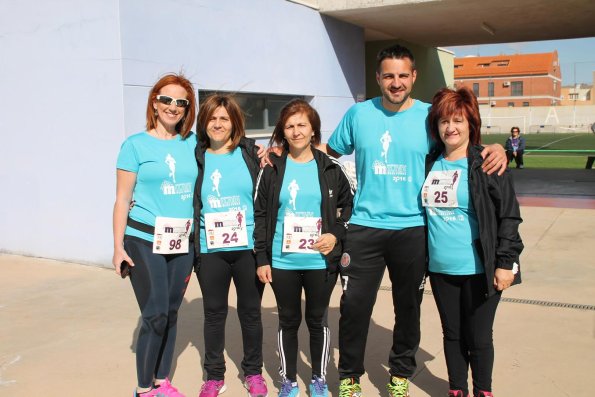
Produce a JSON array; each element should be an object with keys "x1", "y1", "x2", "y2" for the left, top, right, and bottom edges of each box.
[{"x1": 314, "y1": 0, "x2": 595, "y2": 46}]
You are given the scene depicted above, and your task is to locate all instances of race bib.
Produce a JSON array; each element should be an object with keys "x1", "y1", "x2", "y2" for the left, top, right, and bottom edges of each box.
[
  {"x1": 153, "y1": 217, "x2": 193, "y2": 254},
  {"x1": 204, "y1": 210, "x2": 249, "y2": 249},
  {"x1": 282, "y1": 216, "x2": 322, "y2": 254},
  {"x1": 422, "y1": 170, "x2": 461, "y2": 208}
]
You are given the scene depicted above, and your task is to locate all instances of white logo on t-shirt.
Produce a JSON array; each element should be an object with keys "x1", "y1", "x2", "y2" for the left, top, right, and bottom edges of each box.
[
  {"x1": 210, "y1": 169, "x2": 222, "y2": 197},
  {"x1": 288, "y1": 179, "x2": 300, "y2": 210},
  {"x1": 380, "y1": 130, "x2": 392, "y2": 163},
  {"x1": 165, "y1": 154, "x2": 176, "y2": 182}
]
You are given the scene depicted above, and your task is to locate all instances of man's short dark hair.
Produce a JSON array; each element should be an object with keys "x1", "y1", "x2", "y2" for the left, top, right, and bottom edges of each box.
[{"x1": 376, "y1": 44, "x2": 416, "y2": 72}]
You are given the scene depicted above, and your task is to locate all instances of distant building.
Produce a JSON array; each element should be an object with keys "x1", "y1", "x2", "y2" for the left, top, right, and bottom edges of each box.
[
  {"x1": 454, "y1": 51, "x2": 562, "y2": 107},
  {"x1": 560, "y1": 78, "x2": 594, "y2": 106}
]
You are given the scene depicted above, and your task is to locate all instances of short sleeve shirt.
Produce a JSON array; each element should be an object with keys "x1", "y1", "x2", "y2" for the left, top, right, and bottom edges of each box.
[
  {"x1": 199, "y1": 148, "x2": 255, "y2": 252},
  {"x1": 426, "y1": 156, "x2": 483, "y2": 275},
  {"x1": 328, "y1": 98, "x2": 432, "y2": 229},
  {"x1": 116, "y1": 132, "x2": 198, "y2": 242},
  {"x1": 272, "y1": 158, "x2": 326, "y2": 270}
]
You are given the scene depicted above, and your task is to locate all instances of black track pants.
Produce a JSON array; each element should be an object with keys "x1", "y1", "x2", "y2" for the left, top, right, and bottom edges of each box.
[
  {"x1": 338, "y1": 224, "x2": 427, "y2": 379},
  {"x1": 270, "y1": 268, "x2": 337, "y2": 382}
]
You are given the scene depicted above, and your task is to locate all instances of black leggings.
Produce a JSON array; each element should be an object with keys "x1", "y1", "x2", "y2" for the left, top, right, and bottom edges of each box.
[
  {"x1": 270, "y1": 268, "x2": 337, "y2": 382},
  {"x1": 124, "y1": 236, "x2": 194, "y2": 388},
  {"x1": 429, "y1": 272, "x2": 501, "y2": 395},
  {"x1": 197, "y1": 249, "x2": 264, "y2": 380}
]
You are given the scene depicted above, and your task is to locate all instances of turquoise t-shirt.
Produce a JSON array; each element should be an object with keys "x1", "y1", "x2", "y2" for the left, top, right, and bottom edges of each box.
[
  {"x1": 272, "y1": 158, "x2": 326, "y2": 270},
  {"x1": 199, "y1": 148, "x2": 255, "y2": 252},
  {"x1": 426, "y1": 156, "x2": 484, "y2": 275},
  {"x1": 116, "y1": 132, "x2": 198, "y2": 242},
  {"x1": 328, "y1": 98, "x2": 432, "y2": 229}
]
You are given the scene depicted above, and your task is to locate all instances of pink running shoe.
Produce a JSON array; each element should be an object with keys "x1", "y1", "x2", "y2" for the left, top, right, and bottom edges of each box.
[
  {"x1": 134, "y1": 379, "x2": 184, "y2": 397},
  {"x1": 244, "y1": 374, "x2": 268, "y2": 397},
  {"x1": 199, "y1": 380, "x2": 227, "y2": 397},
  {"x1": 153, "y1": 378, "x2": 185, "y2": 397},
  {"x1": 475, "y1": 392, "x2": 494, "y2": 397},
  {"x1": 448, "y1": 390, "x2": 468, "y2": 397}
]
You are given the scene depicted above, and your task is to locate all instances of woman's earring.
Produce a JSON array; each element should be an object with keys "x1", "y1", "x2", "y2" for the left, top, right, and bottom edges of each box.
[{"x1": 154, "y1": 108, "x2": 158, "y2": 117}]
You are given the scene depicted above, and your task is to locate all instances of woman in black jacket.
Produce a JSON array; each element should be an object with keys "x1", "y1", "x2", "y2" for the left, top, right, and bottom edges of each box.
[
  {"x1": 422, "y1": 87, "x2": 523, "y2": 397},
  {"x1": 192, "y1": 94, "x2": 268, "y2": 397},
  {"x1": 254, "y1": 100, "x2": 353, "y2": 397}
]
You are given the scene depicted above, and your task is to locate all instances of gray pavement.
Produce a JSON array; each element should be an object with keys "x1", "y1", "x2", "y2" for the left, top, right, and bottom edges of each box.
[
  {"x1": 509, "y1": 168, "x2": 595, "y2": 198},
  {"x1": 1, "y1": 204, "x2": 595, "y2": 396}
]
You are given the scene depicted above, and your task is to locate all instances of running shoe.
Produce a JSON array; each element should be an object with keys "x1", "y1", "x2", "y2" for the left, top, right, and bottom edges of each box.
[
  {"x1": 338, "y1": 378, "x2": 362, "y2": 397},
  {"x1": 277, "y1": 378, "x2": 299, "y2": 397},
  {"x1": 475, "y1": 392, "x2": 494, "y2": 397},
  {"x1": 154, "y1": 378, "x2": 185, "y2": 397},
  {"x1": 448, "y1": 390, "x2": 468, "y2": 397},
  {"x1": 386, "y1": 376, "x2": 410, "y2": 397},
  {"x1": 199, "y1": 380, "x2": 227, "y2": 397},
  {"x1": 244, "y1": 374, "x2": 268, "y2": 397},
  {"x1": 309, "y1": 376, "x2": 328, "y2": 397}
]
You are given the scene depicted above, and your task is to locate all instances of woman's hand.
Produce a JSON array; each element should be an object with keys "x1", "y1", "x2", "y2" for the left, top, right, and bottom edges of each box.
[
  {"x1": 481, "y1": 144, "x2": 507, "y2": 175},
  {"x1": 257, "y1": 265, "x2": 273, "y2": 284},
  {"x1": 259, "y1": 146, "x2": 283, "y2": 168},
  {"x1": 312, "y1": 233, "x2": 337, "y2": 256},
  {"x1": 494, "y1": 268, "x2": 514, "y2": 291},
  {"x1": 112, "y1": 247, "x2": 134, "y2": 277}
]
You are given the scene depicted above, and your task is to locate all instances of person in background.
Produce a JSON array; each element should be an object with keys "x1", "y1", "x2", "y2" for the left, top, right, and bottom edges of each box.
[
  {"x1": 193, "y1": 94, "x2": 268, "y2": 397},
  {"x1": 113, "y1": 73, "x2": 198, "y2": 397},
  {"x1": 424, "y1": 87, "x2": 523, "y2": 397},
  {"x1": 504, "y1": 126, "x2": 525, "y2": 168},
  {"x1": 254, "y1": 99, "x2": 354, "y2": 397}
]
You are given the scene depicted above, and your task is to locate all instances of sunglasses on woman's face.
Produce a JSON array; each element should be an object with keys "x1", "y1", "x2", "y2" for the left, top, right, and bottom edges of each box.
[{"x1": 156, "y1": 95, "x2": 190, "y2": 108}]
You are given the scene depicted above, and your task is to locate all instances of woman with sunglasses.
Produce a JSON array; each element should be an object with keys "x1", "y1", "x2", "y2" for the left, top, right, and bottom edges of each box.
[
  {"x1": 423, "y1": 87, "x2": 523, "y2": 397},
  {"x1": 192, "y1": 94, "x2": 268, "y2": 397},
  {"x1": 254, "y1": 99, "x2": 353, "y2": 397},
  {"x1": 113, "y1": 74, "x2": 197, "y2": 397}
]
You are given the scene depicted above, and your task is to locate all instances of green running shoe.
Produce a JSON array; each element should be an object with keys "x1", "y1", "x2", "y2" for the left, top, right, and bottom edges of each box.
[
  {"x1": 339, "y1": 378, "x2": 362, "y2": 397},
  {"x1": 386, "y1": 376, "x2": 410, "y2": 397}
]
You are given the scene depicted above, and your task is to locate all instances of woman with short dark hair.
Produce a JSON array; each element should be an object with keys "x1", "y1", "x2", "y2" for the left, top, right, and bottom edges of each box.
[
  {"x1": 193, "y1": 94, "x2": 268, "y2": 397},
  {"x1": 424, "y1": 87, "x2": 524, "y2": 397},
  {"x1": 254, "y1": 99, "x2": 354, "y2": 397}
]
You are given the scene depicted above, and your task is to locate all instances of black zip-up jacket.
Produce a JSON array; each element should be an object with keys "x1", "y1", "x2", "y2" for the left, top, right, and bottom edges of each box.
[
  {"x1": 192, "y1": 137, "x2": 260, "y2": 270},
  {"x1": 425, "y1": 145, "x2": 524, "y2": 297},
  {"x1": 253, "y1": 148, "x2": 354, "y2": 272}
]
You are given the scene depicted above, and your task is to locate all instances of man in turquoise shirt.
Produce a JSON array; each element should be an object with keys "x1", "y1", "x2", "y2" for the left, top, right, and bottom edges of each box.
[{"x1": 321, "y1": 44, "x2": 506, "y2": 397}]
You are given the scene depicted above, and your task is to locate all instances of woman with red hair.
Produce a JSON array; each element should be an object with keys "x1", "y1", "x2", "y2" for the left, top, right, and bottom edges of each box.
[
  {"x1": 423, "y1": 87, "x2": 524, "y2": 397},
  {"x1": 113, "y1": 73, "x2": 197, "y2": 397}
]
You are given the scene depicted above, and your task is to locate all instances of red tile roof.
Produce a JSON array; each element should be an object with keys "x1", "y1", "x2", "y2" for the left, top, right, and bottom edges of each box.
[{"x1": 454, "y1": 51, "x2": 559, "y2": 78}]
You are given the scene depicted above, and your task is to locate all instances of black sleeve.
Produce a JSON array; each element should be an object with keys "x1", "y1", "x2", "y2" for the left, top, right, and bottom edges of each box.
[
  {"x1": 487, "y1": 171, "x2": 524, "y2": 269},
  {"x1": 253, "y1": 166, "x2": 272, "y2": 267},
  {"x1": 329, "y1": 163, "x2": 354, "y2": 240}
]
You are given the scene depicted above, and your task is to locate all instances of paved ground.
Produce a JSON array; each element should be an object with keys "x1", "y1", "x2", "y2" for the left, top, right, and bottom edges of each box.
[{"x1": 1, "y1": 175, "x2": 594, "y2": 396}]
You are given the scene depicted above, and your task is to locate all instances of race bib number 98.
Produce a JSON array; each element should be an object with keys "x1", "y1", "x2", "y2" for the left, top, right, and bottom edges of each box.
[{"x1": 153, "y1": 217, "x2": 193, "y2": 254}]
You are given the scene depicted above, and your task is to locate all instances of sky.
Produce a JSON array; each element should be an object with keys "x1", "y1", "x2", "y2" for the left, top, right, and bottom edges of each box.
[{"x1": 445, "y1": 37, "x2": 595, "y2": 86}]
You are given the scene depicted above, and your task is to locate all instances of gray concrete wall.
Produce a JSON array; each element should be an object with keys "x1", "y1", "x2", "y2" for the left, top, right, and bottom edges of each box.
[
  {"x1": 0, "y1": 0, "x2": 125, "y2": 264},
  {"x1": 0, "y1": 0, "x2": 365, "y2": 265}
]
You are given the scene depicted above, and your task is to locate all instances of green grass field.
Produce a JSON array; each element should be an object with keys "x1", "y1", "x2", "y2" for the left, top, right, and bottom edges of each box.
[{"x1": 481, "y1": 133, "x2": 595, "y2": 169}]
